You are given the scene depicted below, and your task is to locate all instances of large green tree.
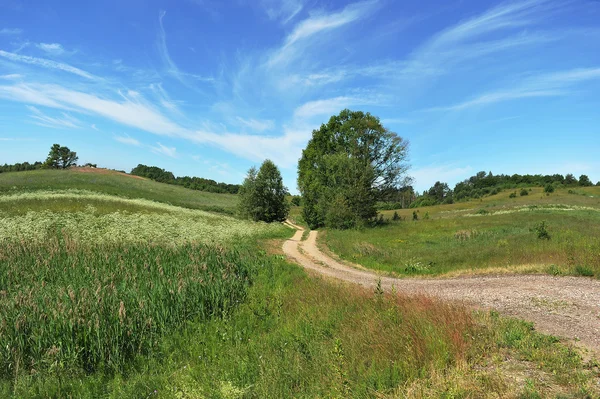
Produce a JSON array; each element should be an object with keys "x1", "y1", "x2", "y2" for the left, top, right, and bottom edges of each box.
[
  {"x1": 44, "y1": 144, "x2": 78, "y2": 169},
  {"x1": 298, "y1": 109, "x2": 410, "y2": 229},
  {"x1": 239, "y1": 160, "x2": 289, "y2": 223}
]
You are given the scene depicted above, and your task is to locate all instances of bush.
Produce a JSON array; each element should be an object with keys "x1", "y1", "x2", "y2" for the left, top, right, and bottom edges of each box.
[
  {"x1": 290, "y1": 196, "x2": 302, "y2": 207},
  {"x1": 544, "y1": 184, "x2": 555, "y2": 194},
  {"x1": 574, "y1": 265, "x2": 594, "y2": 277},
  {"x1": 533, "y1": 221, "x2": 550, "y2": 240},
  {"x1": 520, "y1": 188, "x2": 529, "y2": 196},
  {"x1": 325, "y1": 195, "x2": 356, "y2": 229},
  {"x1": 509, "y1": 192, "x2": 517, "y2": 198},
  {"x1": 392, "y1": 211, "x2": 400, "y2": 221},
  {"x1": 412, "y1": 211, "x2": 418, "y2": 221}
]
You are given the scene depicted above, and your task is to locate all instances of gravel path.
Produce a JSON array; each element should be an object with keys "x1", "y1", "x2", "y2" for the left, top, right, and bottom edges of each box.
[{"x1": 283, "y1": 225, "x2": 600, "y2": 354}]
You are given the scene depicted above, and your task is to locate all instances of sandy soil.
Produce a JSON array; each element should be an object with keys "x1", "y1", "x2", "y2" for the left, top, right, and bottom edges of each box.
[{"x1": 283, "y1": 224, "x2": 600, "y2": 355}]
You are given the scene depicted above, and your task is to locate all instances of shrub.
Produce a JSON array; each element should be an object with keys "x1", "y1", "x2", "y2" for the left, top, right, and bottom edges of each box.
[
  {"x1": 520, "y1": 188, "x2": 529, "y2": 196},
  {"x1": 325, "y1": 195, "x2": 356, "y2": 229},
  {"x1": 412, "y1": 211, "x2": 418, "y2": 221},
  {"x1": 544, "y1": 184, "x2": 555, "y2": 194},
  {"x1": 574, "y1": 265, "x2": 594, "y2": 277},
  {"x1": 290, "y1": 196, "x2": 302, "y2": 206},
  {"x1": 509, "y1": 192, "x2": 517, "y2": 198},
  {"x1": 533, "y1": 221, "x2": 550, "y2": 240},
  {"x1": 392, "y1": 211, "x2": 400, "y2": 221}
]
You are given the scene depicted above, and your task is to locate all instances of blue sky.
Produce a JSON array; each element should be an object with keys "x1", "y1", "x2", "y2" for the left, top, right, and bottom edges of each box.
[{"x1": 1, "y1": 0, "x2": 599, "y2": 193}]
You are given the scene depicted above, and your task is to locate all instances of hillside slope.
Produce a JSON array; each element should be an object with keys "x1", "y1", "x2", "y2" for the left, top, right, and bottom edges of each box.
[{"x1": 0, "y1": 168, "x2": 238, "y2": 214}]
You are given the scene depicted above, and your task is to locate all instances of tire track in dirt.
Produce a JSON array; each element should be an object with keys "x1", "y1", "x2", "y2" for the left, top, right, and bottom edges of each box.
[{"x1": 283, "y1": 223, "x2": 600, "y2": 355}]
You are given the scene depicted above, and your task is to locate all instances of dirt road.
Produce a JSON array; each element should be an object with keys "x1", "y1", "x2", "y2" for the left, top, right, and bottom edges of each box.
[{"x1": 282, "y1": 223, "x2": 600, "y2": 354}]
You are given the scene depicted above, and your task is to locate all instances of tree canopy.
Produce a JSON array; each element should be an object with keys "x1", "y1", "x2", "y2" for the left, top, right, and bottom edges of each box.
[
  {"x1": 239, "y1": 160, "x2": 289, "y2": 223},
  {"x1": 131, "y1": 164, "x2": 241, "y2": 194},
  {"x1": 44, "y1": 144, "x2": 78, "y2": 169},
  {"x1": 298, "y1": 109, "x2": 410, "y2": 229}
]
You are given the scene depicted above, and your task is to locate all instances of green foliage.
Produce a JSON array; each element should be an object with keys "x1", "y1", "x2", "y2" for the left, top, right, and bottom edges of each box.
[
  {"x1": 412, "y1": 210, "x2": 418, "y2": 221},
  {"x1": 325, "y1": 194, "x2": 356, "y2": 229},
  {"x1": 0, "y1": 239, "x2": 259, "y2": 376},
  {"x1": 44, "y1": 144, "x2": 78, "y2": 169},
  {"x1": 544, "y1": 184, "x2": 555, "y2": 193},
  {"x1": 509, "y1": 191, "x2": 517, "y2": 198},
  {"x1": 574, "y1": 265, "x2": 594, "y2": 277},
  {"x1": 578, "y1": 174, "x2": 593, "y2": 187},
  {"x1": 239, "y1": 160, "x2": 289, "y2": 223},
  {"x1": 131, "y1": 164, "x2": 240, "y2": 194},
  {"x1": 520, "y1": 188, "x2": 529, "y2": 196},
  {"x1": 298, "y1": 109, "x2": 409, "y2": 229},
  {"x1": 533, "y1": 221, "x2": 550, "y2": 240},
  {"x1": 0, "y1": 161, "x2": 43, "y2": 174},
  {"x1": 290, "y1": 195, "x2": 302, "y2": 206},
  {"x1": 392, "y1": 211, "x2": 400, "y2": 221}
]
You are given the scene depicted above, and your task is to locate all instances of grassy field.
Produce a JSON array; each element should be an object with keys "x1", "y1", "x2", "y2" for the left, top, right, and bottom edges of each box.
[
  {"x1": 0, "y1": 169, "x2": 238, "y2": 214},
  {"x1": 1, "y1": 175, "x2": 598, "y2": 397},
  {"x1": 325, "y1": 186, "x2": 600, "y2": 278}
]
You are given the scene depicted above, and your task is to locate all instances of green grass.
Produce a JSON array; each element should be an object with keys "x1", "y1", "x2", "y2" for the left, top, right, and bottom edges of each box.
[
  {"x1": 1, "y1": 179, "x2": 598, "y2": 397},
  {"x1": 4, "y1": 252, "x2": 597, "y2": 398},
  {"x1": 0, "y1": 169, "x2": 238, "y2": 214},
  {"x1": 325, "y1": 186, "x2": 600, "y2": 278}
]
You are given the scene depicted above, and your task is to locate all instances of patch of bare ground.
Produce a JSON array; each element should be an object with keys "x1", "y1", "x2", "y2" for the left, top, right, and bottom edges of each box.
[
  {"x1": 282, "y1": 223, "x2": 600, "y2": 358},
  {"x1": 71, "y1": 167, "x2": 147, "y2": 180}
]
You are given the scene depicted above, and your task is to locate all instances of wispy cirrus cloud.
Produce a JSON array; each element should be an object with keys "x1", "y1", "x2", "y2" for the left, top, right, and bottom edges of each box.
[
  {"x1": 36, "y1": 43, "x2": 66, "y2": 56},
  {"x1": 0, "y1": 50, "x2": 98, "y2": 80},
  {"x1": 235, "y1": 116, "x2": 275, "y2": 132},
  {"x1": 0, "y1": 74, "x2": 22, "y2": 80},
  {"x1": 157, "y1": 11, "x2": 213, "y2": 88},
  {"x1": 26, "y1": 105, "x2": 82, "y2": 129},
  {"x1": 267, "y1": 0, "x2": 378, "y2": 67},
  {"x1": 428, "y1": 67, "x2": 600, "y2": 112},
  {"x1": 261, "y1": 0, "x2": 304, "y2": 24},
  {"x1": 151, "y1": 142, "x2": 177, "y2": 158},
  {"x1": 0, "y1": 83, "x2": 185, "y2": 136},
  {"x1": 114, "y1": 135, "x2": 141, "y2": 146},
  {"x1": 0, "y1": 28, "x2": 22, "y2": 35}
]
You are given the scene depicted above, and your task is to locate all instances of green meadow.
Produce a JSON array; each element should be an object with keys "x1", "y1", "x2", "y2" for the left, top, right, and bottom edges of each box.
[
  {"x1": 0, "y1": 170, "x2": 598, "y2": 397},
  {"x1": 325, "y1": 186, "x2": 600, "y2": 278}
]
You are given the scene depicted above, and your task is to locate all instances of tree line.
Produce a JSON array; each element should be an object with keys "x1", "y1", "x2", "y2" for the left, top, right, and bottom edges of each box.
[
  {"x1": 410, "y1": 171, "x2": 598, "y2": 208},
  {"x1": 1, "y1": 144, "x2": 78, "y2": 173},
  {"x1": 130, "y1": 164, "x2": 241, "y2": 194}
]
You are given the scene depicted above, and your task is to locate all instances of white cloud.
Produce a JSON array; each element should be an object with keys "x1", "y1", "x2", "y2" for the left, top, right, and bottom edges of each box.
[
  {"x1": 261, "y1": 0, "x2": 304, "y2": 24},
  {"x1": 428, "y1": 67, "x2": 600, "y2": 112},
  {"x1": 0, "y1": 83, "x2": 185, "y2": 137},
  {"x1": 236, "y1": 117, "x2": 275, "y2": 132},
  {"x1": 114, "y1": 135, "x2": 141, "y2": 146},
  {"x1": 268, "y1": 0, "x2": 378, "y2": 67},
  {"x1": 37, "y1": 43, "x2": 66, "y2": 56},
  {"x1": 0, "y1": 74, "x2": 22, "y2": 80},
  {"x1": 151, "y1": 142, "x2": 177, "y2": 158},
  {"x1": 26, "y1": 105, "x2": 82, "y2": 129},
  {"x1": 0, "y1": 28, "x2": 22, "y2": 35},
  {"x1": 293, "y1": 95, "x2": 386, "y2": 119},
  {"x1": 0, "y1": 50, "x2": 98, "y2": 80},
  {"x1": 401, "y1": 0, "x2": 561, "y2": 82}
]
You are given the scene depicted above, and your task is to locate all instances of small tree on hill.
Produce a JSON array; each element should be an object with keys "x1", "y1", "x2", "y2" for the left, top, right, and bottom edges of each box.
[
  {"x1": 579, "y1": 175, "x2": 592, "y2": 187},
  {"x1": 44, "y1": 144, "x2": 78, "y2": 169},
  {"x1": 239, "y1": 160, "x2": 289, "y2": 223}
]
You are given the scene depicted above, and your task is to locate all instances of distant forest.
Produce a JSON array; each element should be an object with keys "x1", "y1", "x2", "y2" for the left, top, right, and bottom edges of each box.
[
  {"x1": 0, "y1": 161, "x2": 44, "y2": 173},
  {"x1": 130, "y1": 164, "x2": 240, "y2": 194},
  {"x1": 409, "y1": 171, "x2": 598, "y2": 208}
]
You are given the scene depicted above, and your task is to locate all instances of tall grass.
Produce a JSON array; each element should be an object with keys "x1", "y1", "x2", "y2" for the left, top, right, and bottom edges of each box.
[{"x1": 0, "y1": 236, "x2": 263, "y2": 377}]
